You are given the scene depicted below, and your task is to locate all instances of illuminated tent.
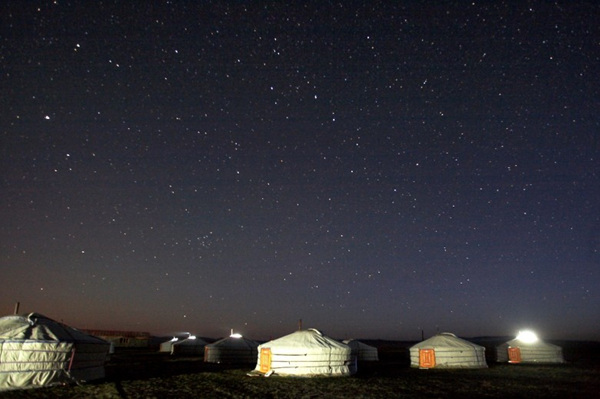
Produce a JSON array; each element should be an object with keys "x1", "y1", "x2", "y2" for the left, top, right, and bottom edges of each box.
[
  {"x1": 409, "y1": 332, "x2": 487, "y2": 369},
  {"x1": 252, "y1": 328, "x2": 353, "y2": 377},
  {"x1": 159, "y1": 336, "x2": 207, "y2": 355},
  {"x1": 204, "y1": 334, "x2": 258, "y2": 363},
  {"x1": 496, "y1": 337, "x2": 564, "y2": 364},
  {"x1": 343, "y1": 339, "x2": 379, "y2": 361},
  {"x1": 0, "y1": 313, "x2": 111, "y2": 391}
]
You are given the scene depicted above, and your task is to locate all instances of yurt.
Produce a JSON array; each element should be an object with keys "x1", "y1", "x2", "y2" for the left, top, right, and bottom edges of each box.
[
  {"x1": 252, "y1": 328, "x2": 353, "y2": 377},
  {"x1": 159, "y1": 335, "x2": 207, "y2": 355},
  {"x1": 204, "y1": 333, "x2": 258, "y2": 364},
  {"x1": 343, "y1": 339, "x2": 379, "y2": 361},
  {"x1": 0, "y1": 313, "x2": 111, "y2": 391},
  {"x1": 409, "y1": 332, "x2": 487, "y2": 369},
  {"x1": 496, "y1": 332, "x2": 564, "y2": 364}
]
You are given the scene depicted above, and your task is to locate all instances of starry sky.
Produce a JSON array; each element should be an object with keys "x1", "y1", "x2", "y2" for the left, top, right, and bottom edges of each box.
[{"x1": 1, "y1": 1, "x2": 599, "y2": 341}]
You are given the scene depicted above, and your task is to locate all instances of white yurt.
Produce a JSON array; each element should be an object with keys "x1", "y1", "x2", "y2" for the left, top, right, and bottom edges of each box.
[
  {"x1": 204, "y1": 333, "x2": 258, "y2": 364},
  {"x1": 159, "y1": 335, "x2": 207, "y2": 355},
  {"x1": 343, "y1": 339, "x2": 379, "y2": 361},
  {"x1": 0, "y1": 313, "x2": 111, "y2": 391},
  {"x1": 252, "y1": 328, "x2": 353, "y2": 377},
  {"x1": 409, "y1": 332, "x2": 487, "y2": 369},
  {"x1": 496, "y1": 332, "x2": 564, "y2": 364}
]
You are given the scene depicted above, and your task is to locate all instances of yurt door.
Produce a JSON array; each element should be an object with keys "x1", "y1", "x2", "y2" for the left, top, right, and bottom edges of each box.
[
  {"x1": 508, "y1": 347, "x2": 521, "y2": 363},
  {"x1": 259, "y1": 348, "x2": 272, "y2": 373},
  {"x1": 419, "y1": 349, "x2": 436, "y2": 368}
]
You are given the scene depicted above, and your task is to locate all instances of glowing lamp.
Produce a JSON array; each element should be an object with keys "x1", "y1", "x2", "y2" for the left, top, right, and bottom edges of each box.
[{"x1": 516, "y1": 330, "x2": 538, "y2": 343}]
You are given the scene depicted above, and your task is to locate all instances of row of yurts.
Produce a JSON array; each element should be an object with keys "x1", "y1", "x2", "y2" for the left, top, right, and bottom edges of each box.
[
  {"x1": 160, "y1": 328, "x2": 564, "y2": 372},
  {"x1": 0, "y1": 313, "x2": 564, "y2": 391}
]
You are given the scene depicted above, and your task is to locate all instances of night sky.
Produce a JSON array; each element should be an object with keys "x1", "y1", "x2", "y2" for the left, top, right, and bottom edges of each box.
[{"x1": 1, "y1": 1, "x2": 599, "y2": 341}]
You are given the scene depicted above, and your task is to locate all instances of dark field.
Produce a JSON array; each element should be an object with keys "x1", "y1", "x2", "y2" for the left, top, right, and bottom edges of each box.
[{"x1": 1, "y1": 340, "x2": 599, "y2": 398}]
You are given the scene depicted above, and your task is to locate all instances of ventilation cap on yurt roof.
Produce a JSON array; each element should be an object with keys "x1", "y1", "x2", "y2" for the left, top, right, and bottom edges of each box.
[
  {"x1": 25, "y1": 312, "x2": 49, "y2": 326},
  {"x1": 439, "y1": 332, "x2": 457, "y2": 337}
]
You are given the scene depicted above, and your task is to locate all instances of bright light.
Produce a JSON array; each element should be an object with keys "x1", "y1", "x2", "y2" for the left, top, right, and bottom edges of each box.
[
  {"x1": 516, "y1": 330, "x2": 538, "y2": 343},
  {"x1": 188, "y1": 335, "x2": 197, "y2": 340},
  {"x1": 170, "y1": 337, "x2": 178, "y2": 342},
  {"x1": 230, "y1": 333, "x2": 242, "y2": 339}
]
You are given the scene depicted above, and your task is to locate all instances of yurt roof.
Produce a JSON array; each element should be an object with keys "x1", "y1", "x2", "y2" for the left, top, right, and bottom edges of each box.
[
  {"x1": 174, "y1": 337, "x2": 207, "y2": 346},
  {"x1": 261, "y1": 328, "x2": 348, "y2": 350},
  {"x1": 343, "y1": 339, "x2": 377, "y2": 350},
  {"x1": 0, "y1": 313, "x2": 107, "y2": 344},
  {"x1": 503, "y1": 337, "x2": 561, "y2": 349},
  {"x1": 207, "y1": 335, "x2": 258, "y2": 349},
  {"x1": 411, "y1": 332, "x2": 484, "y2": 350}
]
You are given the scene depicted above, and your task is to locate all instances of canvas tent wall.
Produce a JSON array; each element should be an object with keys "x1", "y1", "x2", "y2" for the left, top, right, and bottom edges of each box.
[
  {"x1": 343, "y1": 339, "x2": 379, "y2": 361},
  {"x1": 409, "y1": 332, "x2": 487, "y2": 369},
  {"x1": 204, "y1": 335, "x2": 258, "y2": 363},
  {"x1": 496, "y1": 338, "x2": 564, "y2": 364},
  {"x1": 253, "y1": 328, "x2": 353, "y2": 377},
  {"x1": 0, "y1": 313, "x2": 110, "y2": 391},
  {"x1": 159, "y1": 336, "x2": 207, "y2": 355}
]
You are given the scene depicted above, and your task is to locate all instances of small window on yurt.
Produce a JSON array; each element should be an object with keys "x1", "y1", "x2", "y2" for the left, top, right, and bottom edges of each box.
[
  {"x1": 419, "y1": 349, "x2": 436, "y2": 368},
  {"x1": 259, "y1": 348, "x2": 272, "y2": 373},
  {"x1": 508, "y1": 347, "x2": 521, "y2": 363}
]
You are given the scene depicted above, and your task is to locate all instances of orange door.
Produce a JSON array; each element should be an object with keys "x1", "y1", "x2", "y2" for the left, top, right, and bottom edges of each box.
[
  {"x1": 508, "y1": 347, "x2": 521, "y2": 363},
  {"x1": 259, "y1": 348, "x2": 272, "y2": 373},
  {"x1": 419, "y1": 349, "x2": 436, "y2": 368}
]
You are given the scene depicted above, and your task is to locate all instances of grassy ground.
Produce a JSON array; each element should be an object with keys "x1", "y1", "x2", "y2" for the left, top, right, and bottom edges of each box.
[{"x1": 1, "y1": 342, "x2": 599, "y2": 398}]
